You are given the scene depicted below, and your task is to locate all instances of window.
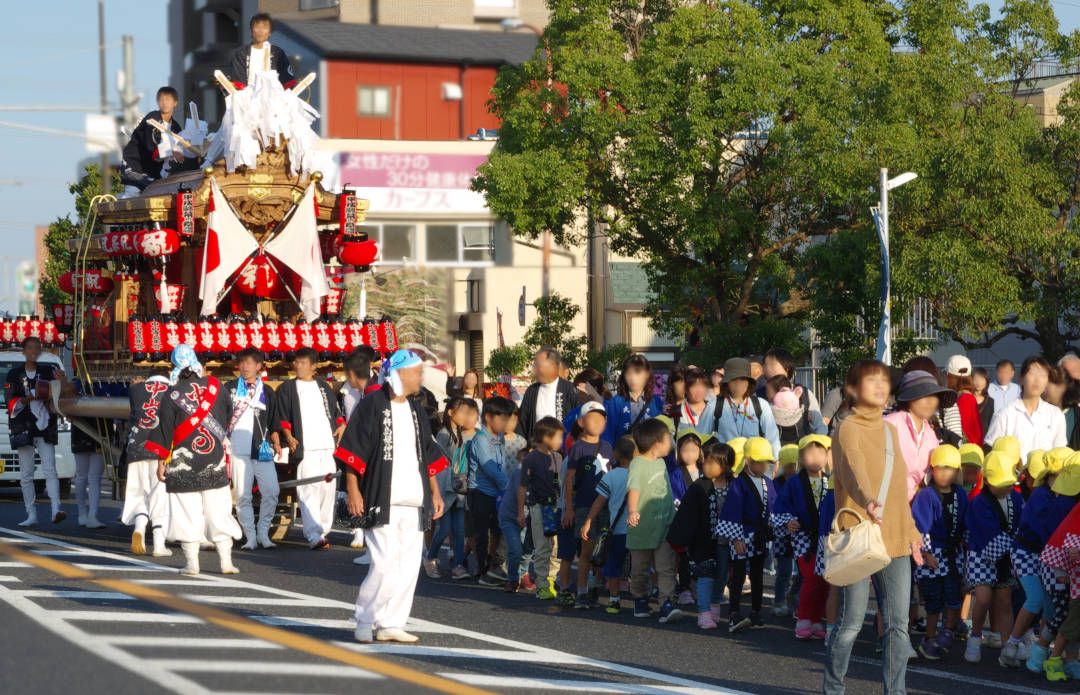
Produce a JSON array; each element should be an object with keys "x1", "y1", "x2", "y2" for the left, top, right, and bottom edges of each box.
[
  {"x1": 467, "y1": 279, "x2": 482, "y2": 313},
  {"x1": 380, "y1": 225, "x2": 416, "y2": 262},
  {"x1": 357, "y1": 86, "x2": 391, "y2": 118},
  {"x1": 462, "y1": 225, "x2": 494, "y2": 262},
  {"x1": 426, "y1": 225, "x2": 460, "y2": 262},
  {"x1": 300, "y1": 0, "x2": 339, "y2": 9}
]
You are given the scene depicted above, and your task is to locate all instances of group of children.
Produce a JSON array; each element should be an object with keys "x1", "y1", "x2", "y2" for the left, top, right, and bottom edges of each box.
[{"x1": 426, "y1": 367, "x2": 1080, "y2": 687}]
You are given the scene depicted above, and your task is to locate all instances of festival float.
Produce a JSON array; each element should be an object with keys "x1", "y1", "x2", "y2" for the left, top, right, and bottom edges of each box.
[{"x1": 41, "y1": 70, "x2": 397, "y2": 534}]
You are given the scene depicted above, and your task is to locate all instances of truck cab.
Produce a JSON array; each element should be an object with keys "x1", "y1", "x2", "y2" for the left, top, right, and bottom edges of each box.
[{"x1": 0, "y1": 351, "x2": 74, "y2": 495}]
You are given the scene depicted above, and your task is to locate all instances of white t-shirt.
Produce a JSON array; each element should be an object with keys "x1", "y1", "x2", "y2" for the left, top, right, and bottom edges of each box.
[
  {"x1": 984, "y1": 396, "x2": 1067, "y2": 463},
  {"x1": 248, "y1": 44, "x2": 270, "y2": 83},
  {"x1": 230, "y1": 404, "x2": 255, "y2": 459},
  {"x1": 340, "y1": 383, "x2": 363, "y2": 422},
  {"x1": 535, "y1": 380, "x2": 558, "y2": 422},
  {"x1": 389, "y1": 400, "x2": 424, "y2": 507},
  {"x1": 296, "y1": 380, "x2": 334, "y2": 451},
  {"x1": 748, "y1": 473, "x2": 766, "y2": 501}
]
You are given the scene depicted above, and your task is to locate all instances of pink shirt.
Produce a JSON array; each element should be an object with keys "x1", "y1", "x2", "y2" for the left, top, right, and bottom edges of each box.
[{"x1": 883, "y1": 410, "x2": 940, "y2": 502}]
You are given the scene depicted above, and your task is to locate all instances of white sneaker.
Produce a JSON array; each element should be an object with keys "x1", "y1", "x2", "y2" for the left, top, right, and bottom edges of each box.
[
  {"x1": 1016, "y1": 639, "x2": 1030, "y2": 662},
  {"x1": 84, "y1": 517, "x2": 105, "y2": 529},
  {"x1": 18, "y1": 515, "x2": 38, "y2": 528},
  {"x1": 964, "y1": 635, "x2": 982, "y2": 663},
  {"x1": 375, "y1": 627, "x2": 419, "y2": 643},
  {"x1": 350, "y1": 529, "x2": 365, "y2": 549},
  {"x1": 216, "y1": 541, "x2": 239, "y2": 574},
  {"x1": 354, "y1": 624, "x2": 373, "y2": 643},
  {"x1": 151, "y1": 529, "x2": 172, "y2": 557},
  {"x1": 77, "y1": 514, "x2": 87, "y2": 526},
  {"x1": 907, "y1": 639, "x2": 918, "y2": 660},
  {"x1": 983, "y1": 631, "x2": 1002, "y2": 649},
  {"x1": 999, "y1": 639, "x2": 1020, "y2": 668},
  {"x1": 423, "y1": 559, "x2": 441, "y2": 579}
]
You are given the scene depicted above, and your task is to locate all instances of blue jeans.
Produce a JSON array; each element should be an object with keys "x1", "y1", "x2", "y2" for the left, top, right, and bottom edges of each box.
[
  {"x1": 774, "y1": 552, "x2": 794, "y2": 607},
  {"x1": 427, "y1": 504, "x2": 465, "y2": 567},
  {"x1": 697, "y1": 543, "x2": 731, "y2": 614},
  {"x1": 824, "y1": 556, "x2": 911, "y2": 695},
  {"x1": 499, "y1": 518, "x2": 525, "y2": 582}
]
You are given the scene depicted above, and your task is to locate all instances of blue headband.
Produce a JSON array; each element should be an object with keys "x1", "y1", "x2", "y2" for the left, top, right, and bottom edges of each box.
[{"x1": 170, "y1": 343, "x2": 204, "y2": 384}]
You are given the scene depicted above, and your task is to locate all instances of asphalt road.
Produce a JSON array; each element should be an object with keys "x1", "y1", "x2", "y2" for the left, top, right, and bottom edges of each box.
[{"x1": 0, "y1": 486, "x2": 1069, "y2": 695}]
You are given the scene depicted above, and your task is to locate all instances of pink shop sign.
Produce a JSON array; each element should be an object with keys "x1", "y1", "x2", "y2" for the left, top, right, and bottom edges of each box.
[{"x1": 339, "y1": 152, "x2": 488, "y2": 190}]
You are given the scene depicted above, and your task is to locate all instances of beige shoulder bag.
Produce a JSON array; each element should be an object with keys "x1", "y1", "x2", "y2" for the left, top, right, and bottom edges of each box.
[{"x1": 823, "y1": 424, "x2": 894, "y2": 587}]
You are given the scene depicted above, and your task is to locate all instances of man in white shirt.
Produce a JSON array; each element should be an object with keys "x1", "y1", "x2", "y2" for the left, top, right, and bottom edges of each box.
[
  {"x1": 227, "y1": 349, "x2": 279, "y2": 551},
  {"x1": 339, "y1": 350, "x2": 447, "y2": 643},
  {"x1": 984, "y1": 356, "x2": 1066, "y2": 461},
  {"x1": 518, "y1": 348, "x2": 576, "y2": 439},
  {"x1": 276, "y1": 348, "x2": 345, "y2": 549},
  {"x1": 225, "y1": 12, "x2": 296, "y2": 89},
  {"x1": 987, "y1": 359, "x2": 1021, "y2": 415}
]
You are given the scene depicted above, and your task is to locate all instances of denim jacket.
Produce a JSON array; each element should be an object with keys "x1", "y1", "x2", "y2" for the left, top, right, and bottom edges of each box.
[{"x1": 467, "y1": 428, "x2": 509, "y2": 498}]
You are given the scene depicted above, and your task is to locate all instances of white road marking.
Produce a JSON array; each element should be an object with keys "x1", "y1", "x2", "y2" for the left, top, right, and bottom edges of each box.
[
  {"x1": 54, "y1": 610, "x2": 204, "y2": 623},
  {"x1": 15, "y1": 589, "x2": 135, "y2": 600},
  {"x1": 0, "y1": 588, "x2": 213, "y2": 694},
  {"x1": 102, "y1": 636, "x2": 285, "y2": 649},
  {"x1": 0, "y1": 561, "x2": 30, "y2": 567},
  {"x1": 179, "y1": 594, "x2": 344, "y2": 607},
  {"x1": 144, "y1": 659, "x2": 381, "y2": 678},
  {"x1": 817, "y1": 652, "x2": 1047, "y2": 695},
  {"x1": 133, "y1": 578, "x2": 217, "y2": 586},
  {"x1": 337, "y1": 642, "x2": 573, "y2": 662},
  {"x1": 441, "y1": 674, "x2": 738, "y2": 695},
  {"x1": 73, "y1": 564, "x2": 161, "y2": 572},
  {"x1": 0, "y1": 575, "x2": 21, "y2": 582}
]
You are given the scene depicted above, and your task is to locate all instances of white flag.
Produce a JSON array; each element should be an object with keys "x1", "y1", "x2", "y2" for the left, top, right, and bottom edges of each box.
[
  {"x1": 264, "y1": 184, "x2": 328, "y2": 321},
  {"x1": 200, "y1": 178, "x2": 259, "y2": 316}
]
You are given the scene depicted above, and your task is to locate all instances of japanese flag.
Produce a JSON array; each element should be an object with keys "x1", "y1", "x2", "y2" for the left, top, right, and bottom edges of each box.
[
  {"x1": 200, "y1": 178, "x2": 259, "y2": 316},
  {"x1": 264, "y1": 184, "x2": 329, "y2": 321}
]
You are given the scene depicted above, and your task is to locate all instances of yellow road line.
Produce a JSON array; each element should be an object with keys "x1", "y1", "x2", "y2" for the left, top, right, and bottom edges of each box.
[{"x1": 0, "y1": 541, "x2": 496, "y2": 695}]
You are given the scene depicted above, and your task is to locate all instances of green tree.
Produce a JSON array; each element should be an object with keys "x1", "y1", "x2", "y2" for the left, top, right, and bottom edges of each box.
[
  {"x1": 476, "y1": 0, "x2": 914, "y2": 355},
  {"x1": 520, "y1": 292, "x2": 588, "y2": 368},
  {"x1": 41, "y1": 165, "x2": 119, "y2": 309}
]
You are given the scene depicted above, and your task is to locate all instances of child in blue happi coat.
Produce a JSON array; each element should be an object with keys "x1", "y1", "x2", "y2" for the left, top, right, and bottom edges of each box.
[
  {"x1": 911, "y1": 444, "x2": 968, "y2": 660},
  {"x1": 602, "y1": 354, "x2": 665, "y2": 447}
]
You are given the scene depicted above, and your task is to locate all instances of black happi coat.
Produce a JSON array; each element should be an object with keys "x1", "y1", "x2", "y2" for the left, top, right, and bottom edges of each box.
[
  {"x1": 226, "y1": 42, "x2": 296, "y2": 88},
  {"x1": 334, "y1": 385, "x2": 449, "y2": 530},
  {"x1": 126, "y1": 377, "x2": 171, "y2": 463},
  {"x1": 226, "y1": 379, "x2": 279, "y2": 460},
  {"x1": 146, "y1": 376, "x2": 232, "y2": 494},
  {"x1": 122, "y1": 111, "x2": 181, "y2": 179},
  {"x1": 667, "y1": 477, "x2": 725, "y2": 566},
  {"x1": 275, "y1": 378, "x2": 345, "y2": 465},
  {"x1": 516, "y1": 378, "x2": 578, "y2": 440},
  {"x1": 5, "y1": 363, "x2": 58, "y2": 445}
]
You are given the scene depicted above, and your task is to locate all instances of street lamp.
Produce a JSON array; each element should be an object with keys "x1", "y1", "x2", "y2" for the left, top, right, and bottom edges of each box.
[
  {"x1": 501, "y1": 17, "x2": 554, "y2": 298},
  {"x1": 870, "y1": 168, "x2": 917, "y2": 366}
]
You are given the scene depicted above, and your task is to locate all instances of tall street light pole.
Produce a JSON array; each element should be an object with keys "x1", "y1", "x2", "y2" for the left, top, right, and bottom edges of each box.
[
  {"x1": 871, "y1": 168, "x2": 917, "y2": 366},
  {"x1": 98, "y1": 0, "x2": 110, "y2": 193},
  {"x1": 501, "y1": 17, "x2": 552, "y2": 298}
]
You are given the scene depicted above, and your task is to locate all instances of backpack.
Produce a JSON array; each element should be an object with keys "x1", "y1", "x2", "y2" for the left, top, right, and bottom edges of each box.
[{"x1": 451, "y1": 438, "x2": 472, "y2": 495}]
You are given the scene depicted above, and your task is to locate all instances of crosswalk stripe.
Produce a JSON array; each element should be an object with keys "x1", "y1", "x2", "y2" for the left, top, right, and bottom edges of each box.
[
  {"x1": 143, "y1": 659, "x2": 382, "y2": 678},
  {"x1": 16, "y1": 589, "x2": 134, "y2": 600},
  {"x1": 441, "y1": 673, "x2": 744, "y2": 695},
  {"x1": 0, "y1": 561, "x2": 30, "y2": 567},
  {"x1": 102, "y1": 636, "x2": 285, "y2": 649},
  {"x1": 54, "y1": 610, "x2": 204, "y2": 623},
  {"x1": 73, "y1": 564, "x2": 161, "y2": 572},
  {"x1": 179, "y1": 594, "x2": 344, "y2": 607},
  {"x1": 336, "y1": 642, "x2": 566, "y2": 662},
  {"x1": 252, "y1": 615, "x2": 356, "y2": 630},
  {"x1": 0, "y1": 575, "x2": 21, "y2": 582},
  {"x1": 133, "y1": 578, "x2": 217, "y2": 586}
]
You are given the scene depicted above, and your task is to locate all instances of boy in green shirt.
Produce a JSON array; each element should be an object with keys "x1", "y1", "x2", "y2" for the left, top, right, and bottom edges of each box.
[{"x1": 626, "y1": 417, "x2": 680, "y2": 624}]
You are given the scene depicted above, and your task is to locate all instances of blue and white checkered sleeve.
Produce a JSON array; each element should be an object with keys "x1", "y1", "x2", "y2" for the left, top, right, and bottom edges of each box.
[
  {"x1": 718, "y1": 519, "x2": 744, "y2": 543},
  {"x1": 980, "y1": 532, "x2": 1012, "y2": 564},
  {"x1": 771, "y1": 512, "x2": 796, "y2": 537}
]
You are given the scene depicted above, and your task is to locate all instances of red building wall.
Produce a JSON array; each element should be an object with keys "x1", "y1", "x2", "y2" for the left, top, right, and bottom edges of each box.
[{"x1": 325, "y1": 60, "x2": 502, "y2": 140}]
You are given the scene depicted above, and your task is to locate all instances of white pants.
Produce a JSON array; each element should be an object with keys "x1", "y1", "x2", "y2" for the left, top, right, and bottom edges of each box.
[
  {"x1": 167, "y1": 486, "x2": 242, "y2": 544},
  {"x1": 231, "y1": 454, "x2": 280, "y2": 540},
  {"x1": 19, "y1": 438, "x2": 59, "y2": 517},
  {"x1": 121, "y1": 459, "x2": 168, "y2": 531},
  {"x1": 73, "y1": 452, "x2": 104, "y2": 520},
  {"x1": 355, "y1": 505, "x2": 424, "y2": 629},
  {"x1": 296, "y1": 449, "x2": 335, "y2": 544}
]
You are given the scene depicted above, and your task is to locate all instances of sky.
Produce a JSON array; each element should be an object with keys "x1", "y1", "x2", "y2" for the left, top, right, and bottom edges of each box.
[{"x1": 0, "y1": 0, "x2": 1079, "y2": 314}]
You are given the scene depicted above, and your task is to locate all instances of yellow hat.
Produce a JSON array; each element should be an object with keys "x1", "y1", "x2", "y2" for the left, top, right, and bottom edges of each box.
[
  {"x1": 655, "y1": 415, "x2": 676, "y2": 436},
  {"x1": 778, "y1": 444, "x2": 799, "y2": 467},
  {"x1": 1045, "y1": 447, "x2": 1072, "y2": 475},
  {"x1": 1052, "y1": 466, "x2": 1080, "y2": 496},
  {"x1": 991, "y1": 436, "x2": 1021, "y2": 466},
  {"x1": 930, "y1": 444, "x2": 961, "y2": 469},
  {"x1": 744, "y1": 437, "x2": 775, "y2": 463},
  {"x1": 798, "y1": 434, "x2": 832, "y2": 451},
  {"x1": 983, "y1": 451, "x2": 1019, "y2": 489},
  {"x1": 673, "y1": 423, "x2": 708, "y2": 444},
  {"x1": 1026, "y1": 449, "x2": 1046, "y2": 472},
  {"x1": 1026, "y1": 453, "x2": 1049, "y2": 486},
  {"x1": 728, "y1": 437, "x2": 747, "y2": 474},
  {"x1": 1066, "y1": 450, "x2": 1080, "y2": 471},
  {"x1": 959, "y1": 443, "x2": 984, "y2": 468}
]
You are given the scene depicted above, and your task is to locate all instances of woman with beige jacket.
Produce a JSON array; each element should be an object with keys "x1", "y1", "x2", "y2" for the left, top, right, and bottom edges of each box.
[{"x1": 823, "y1": 359, "x2": 926, "y2": 695}]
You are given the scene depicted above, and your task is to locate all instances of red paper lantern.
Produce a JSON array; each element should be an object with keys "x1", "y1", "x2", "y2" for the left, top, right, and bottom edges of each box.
[
  {"x1": 323, "y1": 288, "x2": 345, "y2": 316},
  {"x1": 339, "y1": 239, "x2": 379, "y2": 269},
  {"x1": 163, "y1": 317, "x2": 181, "y2": 351},
  {"x1": 153, "y1": 283, "x2": 186, "y2": 314},
  {"x1": 13, "y1": 317, "x2": 28, "y2": 344},
  {"x1": 230, "y1": 319, "x2": 250, "y2": 353},
  {"x1": 27, "y1": 317, "x2": 42, "y2": 340},
  {"x1": 262, "y1": 319, "x2": 282, "y2": 359},
  {"x1": 280, "y1": 318, "x2": 299, "y2": 358},
  {"x1": 196, "y1": 317, "x2": 216, "y2": 358},
  {"x1": 118, "y1": 230, "x2": 137, "y2": 255},
  {"x1": 136, "y1": 228, "x2": 180, "y2": 258},
  {"x1": 247, "y1": 320, "x2": 265, "y2": 352},
  {"x1": 60, "y1": 270, "x2": 113, "y2": 295},
  {"x1": 297, "y1": 320, "x2": 314, "y2": 349},
  {"x1": 180, "y1": 318, "x2": 197, "y2": 349},
  {"x1": 213, "y1": 317, "x2": 232, "y2": 359},
  {"x1": 347, "y1": 319, "x2": 363, "y2": 350},
  {"x1": 0, "y1": 319, "x2": 13, "y2": 348},
  {"x1": 313, "y1": 320, "x2": 332, "y2": 359},
  {"x1": 53, "y1": 304, "x2": 74, "y2": 331},
  {"x1": 362, "y1": 317, "x2": 378, "y2": 348},
  {"x1": 236, "y1": 255, "x2": 278, "y2": 297},
  {"x1": 145, "y1": 316, "x2": 166, "y2": 361},
  {"x1": 41, "y1": 320, "x2": 58, "y2": 346},
  {"x1": 128, "y1": 315, "x2": 147, "y2": 361},
  {"x1": 331, "y1": 321, "x2": 349, "y2": 359},
  {"x1": 376, "y1": 315, "x2": 398, "y2": 353}
]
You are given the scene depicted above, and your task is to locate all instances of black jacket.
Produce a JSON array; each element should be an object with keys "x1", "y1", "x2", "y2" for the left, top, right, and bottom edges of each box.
[
  {"x1": 274, "y1": 378, "x2": 344, "y2": 465},
  {"x1": 226, "y1": 379, "x2": 278, "y2": 460},
  {"x1": 335, "y1": 384, "x2": 448, "y2": 530},
  {"x1": 516, "y1": 378, "x2": 578, "y2": 440},
  {"x1": 122, "y1": 111, "x2": 181, "y2": 179},
  {"x1": 226, "y1": 42, "x2": 295, "y2": 88},
  {"x1": 146, "y1": 376, "x2": 233, "y2": 494},
  {"x1": 5, "y1": 363, "x2": 58, "y2": 445},
  {"x1": 125, "y1": 377, "x2": 171, "y2": 463},
  {"x1": 667, "y1": 477, "x2": 725, "y2": 566}
]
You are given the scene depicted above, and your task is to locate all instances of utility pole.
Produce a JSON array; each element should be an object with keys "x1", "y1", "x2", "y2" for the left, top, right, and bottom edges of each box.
[
  {"x1": 98, "y1": 0, "x2": 109, "y2": 192},
  {"x1": 120, "y1": 34, "x2": 140, "y2": 134}
]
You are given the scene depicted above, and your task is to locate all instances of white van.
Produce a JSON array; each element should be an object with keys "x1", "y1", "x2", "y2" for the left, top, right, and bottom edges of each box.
[{"x1": 0, "y1": 351, "x2": 74, "y2": 496}]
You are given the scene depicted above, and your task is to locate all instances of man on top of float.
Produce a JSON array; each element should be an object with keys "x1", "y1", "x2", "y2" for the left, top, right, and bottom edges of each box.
[{"x1": 225, "y1": 12, "x2": 296, "y2": 90}]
